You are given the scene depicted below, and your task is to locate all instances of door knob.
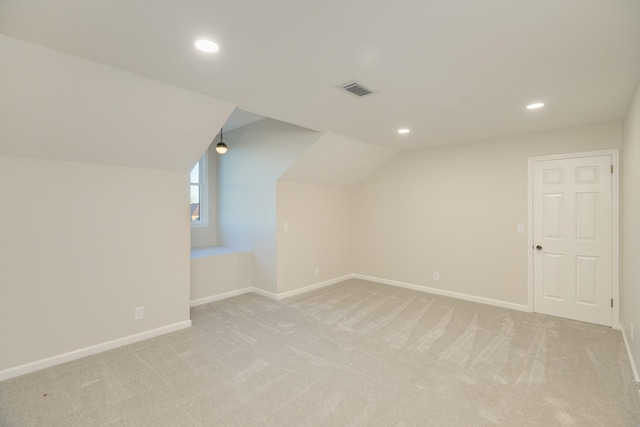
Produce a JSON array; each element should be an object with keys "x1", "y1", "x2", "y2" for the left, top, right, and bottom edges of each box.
[{"x1": 536, "y1": 245, "x2": 543, "y2": 251}]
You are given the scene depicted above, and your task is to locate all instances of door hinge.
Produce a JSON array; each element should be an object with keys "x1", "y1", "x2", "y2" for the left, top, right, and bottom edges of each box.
[
  {"x1": 611, "y1": 165, "x2": 614, "y2": 174},
  {"x1": 611, "y1": 298, "x2": 614, "y2": 308}
]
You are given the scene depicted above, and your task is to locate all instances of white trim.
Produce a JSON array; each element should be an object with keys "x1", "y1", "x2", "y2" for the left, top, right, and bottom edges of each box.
[
  {"x1": 190, "y1": 151, "x2": 208, "y2": 226},
  {"x1": 527, "y1": 149, "x2": 620, "y2": 327},
  {"x1": 189, "y1": 275, "x2": 355, "y2": 305},
  {"x1": 611, "y1": 150, "x2": 620, "y2": 327},
  {"x1": 354, "y1": 274, "x2": 529, "y2": 312},
  {"x1": 527, "y1": 149, "x2": 619, "y2": 162},
  {"x1": 275, "y1": 274, "x2": 355, "y2": 300},
  {"x1": 0, "y1": 320, "x2": 192, "y2": 382},
  {"x1": 249, "y1": 287, "x2": 279, "y2": 300},
  {"x1": 622, "y1": 327, "x2": 640, "y2": 395},
  {"x1": 190, "y1": 288, "x2": 252, "y2": 307},
  {"x1": 527, "y1": 155, "x2": 535, "y2": 313}
]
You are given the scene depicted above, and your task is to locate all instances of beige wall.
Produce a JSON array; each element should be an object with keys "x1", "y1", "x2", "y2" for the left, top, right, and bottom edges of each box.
[
  {"x1": 622, "y1": 82, "x2": 640, "y2": 378},
  {"x1": 353, "y1": 122, "x2": 622, "y2": 306},
  {"x1": 277, "y1": 181, "x2": 353, "y2": 294},
  {"x1": 281, "y1": 132, "x2": 397, "y2": 186},
  {"x1": 190, "y1": 249, "x2": 251, "y2": 303},
  {"x1": 0, "y1": 37, "x2": 236, "y2": 377},
  {"x1": 0, "y1": 156, "x2": 190, "y2": 372},
  {"x1": 218, "y1": 119, "x2": 320, "y2": 293}
]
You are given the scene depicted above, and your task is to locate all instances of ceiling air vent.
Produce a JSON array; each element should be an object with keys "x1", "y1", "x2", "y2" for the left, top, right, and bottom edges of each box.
[{"x1": 339, "y1": 80, "x2": 376, "y2": 97}]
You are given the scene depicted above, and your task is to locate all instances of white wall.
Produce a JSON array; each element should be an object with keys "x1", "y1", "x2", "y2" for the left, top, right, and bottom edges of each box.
[
  {"x1": 217, "y1": 119, "x2": 320, "y2": 293},
  {"x1": 0, "y1": 156, "x2": 190, "y2": 373},
  {"x1": 353, "y1": 122, "x2": 622, "y2": 307},
  {"x1": 277, "y1": 181, "x2": 353, "y2": 293},
  {"x1": 622, "y1": 82, "x2": 640, "y2": 379}
]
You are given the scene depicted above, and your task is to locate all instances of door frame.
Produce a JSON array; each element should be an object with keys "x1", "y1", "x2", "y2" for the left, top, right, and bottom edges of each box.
[{"x1": 527, "y1": 149, "x2": 620, "y2": 328}]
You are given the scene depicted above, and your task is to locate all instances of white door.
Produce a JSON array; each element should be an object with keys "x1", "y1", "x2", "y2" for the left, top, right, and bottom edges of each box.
[{"x1": 532, "y1": 155, "x2": 612, "y2": 326}]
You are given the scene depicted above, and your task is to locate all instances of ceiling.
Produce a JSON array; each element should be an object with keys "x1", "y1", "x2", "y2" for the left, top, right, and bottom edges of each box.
[
  {"x1": 0, "y1": 36, "x2": 236, "y2": 171},
  {"x1": 223, "y1": 109, "x2": 265, "y2": 133},
  {"x1": 1, "y1": 0, "x2": 639, "y2": 151}
]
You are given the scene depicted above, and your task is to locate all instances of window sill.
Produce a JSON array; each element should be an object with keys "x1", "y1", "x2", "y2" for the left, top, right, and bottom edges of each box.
[
  {"x1": 190, "y1": 246, "x2": 248, "y2": 259},
  {"x1": 191, "y1": 222, "x2": 209, "y2": 229}
]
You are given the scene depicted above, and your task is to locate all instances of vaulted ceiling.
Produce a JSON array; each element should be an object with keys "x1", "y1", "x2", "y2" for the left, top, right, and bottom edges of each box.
[
  {"x1": 0, "y1": 36, "x2": 235, "y2": 171},
  {"x1": 1, "y1": 0, "x2": 639, "y2": 150}
]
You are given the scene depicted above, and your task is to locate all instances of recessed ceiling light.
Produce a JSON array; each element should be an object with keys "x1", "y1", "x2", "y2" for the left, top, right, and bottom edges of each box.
[
  {"x1": 398, "y1": 128, "x2": 410, "y2": 134},
  {"x1": 194, "y1": 39, "x2": 220, "y2": 53},
  {"x1": 526, "y1": 102, "x2": 544, "y2": 110}
]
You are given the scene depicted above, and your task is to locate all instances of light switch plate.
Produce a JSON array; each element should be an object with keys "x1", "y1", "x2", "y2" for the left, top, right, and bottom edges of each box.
[{"x1": 517, "y1": 223, "x2": 525, "y2": 233}]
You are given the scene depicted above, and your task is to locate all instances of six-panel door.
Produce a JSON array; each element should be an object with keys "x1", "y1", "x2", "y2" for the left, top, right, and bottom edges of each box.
[{"x1": 533, "y1": 155, "x2": 612, "y2": 326}]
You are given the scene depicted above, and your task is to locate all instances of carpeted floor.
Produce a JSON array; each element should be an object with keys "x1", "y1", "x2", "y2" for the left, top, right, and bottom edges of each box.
[{"x1": 1, "y1": 279, "x2": 639, "y2": 426}]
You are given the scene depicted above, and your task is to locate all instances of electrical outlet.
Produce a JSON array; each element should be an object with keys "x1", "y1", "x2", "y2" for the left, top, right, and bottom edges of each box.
[
  {"x1": 283, "y1": 222, "x2": 289, "y2": 232},
  {"x1": 433, "y1": 272, "x2": 440, "y2": 281},
  {"x1": 134, "y1": 306, "x2": 144, "y2": 321},
  {"x1": 314, "y1": 267, "x2": 320, "y2": 275}
]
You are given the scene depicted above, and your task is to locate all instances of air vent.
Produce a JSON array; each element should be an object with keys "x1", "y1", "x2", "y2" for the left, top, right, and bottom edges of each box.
[{"x1": 339, "y1": 80, "x2": 376, "y2": 97}]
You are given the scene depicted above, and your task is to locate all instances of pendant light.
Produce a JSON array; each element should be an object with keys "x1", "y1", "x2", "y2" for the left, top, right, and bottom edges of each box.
[{"x1": 215, "y1": 128, "x2": 228, "y2": 154}]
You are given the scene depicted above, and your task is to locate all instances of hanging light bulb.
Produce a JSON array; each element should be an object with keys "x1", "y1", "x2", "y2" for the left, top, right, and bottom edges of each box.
[{"x1": 215, "y1": 128, "x2": 228, "y2": 154}]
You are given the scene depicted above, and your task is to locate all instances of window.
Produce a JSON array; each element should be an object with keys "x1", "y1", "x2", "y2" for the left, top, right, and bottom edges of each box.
[{"x1": 190, "y1": 153, "x2": 207, "y2": 225}]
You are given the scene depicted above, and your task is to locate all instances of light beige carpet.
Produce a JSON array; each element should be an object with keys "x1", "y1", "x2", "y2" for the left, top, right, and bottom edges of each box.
[{"x1": 1, "y1": 279, "x2": 639, "y2": 426}]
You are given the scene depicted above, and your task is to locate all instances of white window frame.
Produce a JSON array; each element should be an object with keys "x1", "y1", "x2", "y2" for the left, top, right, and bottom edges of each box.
[{"x1": 190, "y1": 152, "x2": 208, "y2": 227}]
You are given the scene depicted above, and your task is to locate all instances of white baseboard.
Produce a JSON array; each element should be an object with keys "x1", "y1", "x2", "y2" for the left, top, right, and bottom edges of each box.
[
  {"x1": 275, "y1": 274, "x2": 355, "y2": 300},
  {"x1": 190, "y1": 288, "x2": 252, "y2": 307},
  {"x1": 354, "y1": 274, "x2": 530, "y2": 313},
  {"x1": 0, "y1": 320, "x2": 191, "y2": 382},
  {"x1": 621, "y1": 326, "x2": 640, "y2": 394},
  {"x1": 0, "y1": 274, "x2": 539, "y2": 382},
  {"x1": 249, "y1": 287, "x2": 279, "y2": 300},
  {"x1": 612, "y1": 322, "x2": 622, "y2": 331},
  {"x1": 189, "y1": 275, "x2": 354, "y2": 304},
  {"x1": 191, "y1": 274, "x2": 528, "y2": 312}
]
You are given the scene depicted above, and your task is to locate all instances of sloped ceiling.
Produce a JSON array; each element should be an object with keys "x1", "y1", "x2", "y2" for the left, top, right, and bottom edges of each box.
[
  {"x1": 0, "y1": 36, "x2": 235, "y2": 171},
  {"x1": 1, "y1": 1, "x2": 639, "y2": 151},
  {"x1": 223, "y1": 110, "x2": 266, "y2": 133},
  {"x1": 281, "y1": 132, "x2": 397, "y2": 187}
]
